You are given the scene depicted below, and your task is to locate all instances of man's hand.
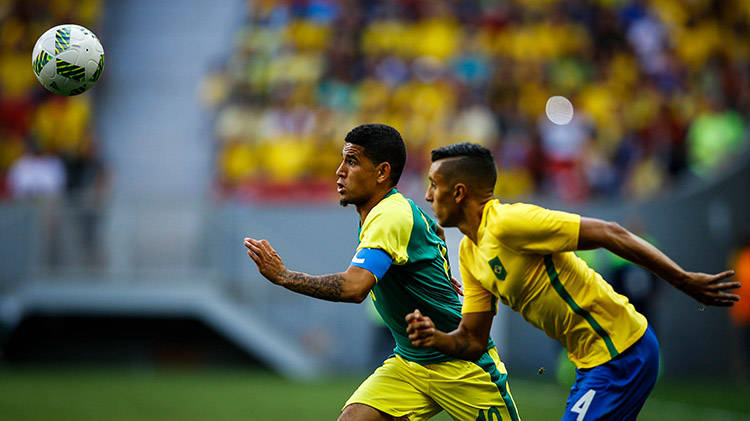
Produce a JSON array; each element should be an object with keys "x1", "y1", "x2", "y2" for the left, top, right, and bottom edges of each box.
[
  {"x1": 578, "y1": 218, "x2": 742, "y2": 307},
  {"x1": 405, "y1": 309, "x2": 436, "y2": 347},
  {"x1": 407, "y1": 310, "x2": 494, "y2": 361},
  {"x1": 244, "y1": 238, "x2": 377, "y2": 302},
  {"x1": 673, "y1": 270, "x2": 740, "y2": 307},
  {"x1": 450, "y1": 277, "x2": 464, "y2": 296},
  {"x1": 244, "y1": 237, "x2": 286, "y2": 284}
]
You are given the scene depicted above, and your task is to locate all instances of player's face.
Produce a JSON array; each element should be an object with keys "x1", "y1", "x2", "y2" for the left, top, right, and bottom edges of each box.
[
  {"x1": 336, "y1": 143, "x2": 379, "y2": 207},
  {"x1": 425, "y1": 160, "x2": 460, "y2": 227}
]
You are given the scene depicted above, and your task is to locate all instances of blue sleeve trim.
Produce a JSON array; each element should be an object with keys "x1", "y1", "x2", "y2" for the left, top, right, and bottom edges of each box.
[{"x1": 349, "y1": 248, "x2": 393, "y2": 280}]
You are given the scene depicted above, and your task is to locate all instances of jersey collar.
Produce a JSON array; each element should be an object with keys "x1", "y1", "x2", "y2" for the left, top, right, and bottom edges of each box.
[
  {"x1": 359, "y1": 188, "x2": 399, "y2": 230},
  {"x1": 478, "y1": 199, "x2": 500, "y2": 242}
]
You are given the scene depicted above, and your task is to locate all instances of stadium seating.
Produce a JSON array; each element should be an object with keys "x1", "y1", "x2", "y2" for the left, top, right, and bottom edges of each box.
[{"x1": 207, "y1": 0, "x2": 748, "y2": 203}]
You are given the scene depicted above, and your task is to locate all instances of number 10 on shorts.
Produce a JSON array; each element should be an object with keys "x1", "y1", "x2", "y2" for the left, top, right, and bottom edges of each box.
[{"x1": 571, "y1": 389, "x2": 596, "y2": 420}]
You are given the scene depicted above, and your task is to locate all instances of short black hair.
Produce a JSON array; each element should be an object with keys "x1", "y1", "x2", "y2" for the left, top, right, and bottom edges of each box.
[
  {"x1": 345, "y1": 124, "x2": 407, "y2": 186},
  {"x1": 431, "y1": 142, "x2": 497, "y2": 194}
]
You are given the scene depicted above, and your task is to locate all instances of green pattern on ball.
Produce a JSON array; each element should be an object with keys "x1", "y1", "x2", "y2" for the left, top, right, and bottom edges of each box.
[
  {"x1": 54, "y1": 27, "x2": 71, "y2": 54},
  {"x1": 33, "y1": 50, "x2": 52, "y2": 75},
  {"x1": 90, "y1": 54, "x2": 104, "y2": 82},
  {"x1": 69, "y1": 86, "x2": 88, "y2": 96},
  {"x1": 56, "y1": 58, "x2": 86, "y2": 82}
]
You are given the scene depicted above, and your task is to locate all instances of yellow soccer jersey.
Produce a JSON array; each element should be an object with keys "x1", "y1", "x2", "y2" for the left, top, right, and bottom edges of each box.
[{"x1": 460, "y1": 200, "x2": 648, "y2": 368}]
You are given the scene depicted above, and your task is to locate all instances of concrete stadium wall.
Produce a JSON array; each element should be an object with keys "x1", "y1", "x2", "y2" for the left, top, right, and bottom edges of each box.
[
  {"x1": 1, "y1": 154, "x2": 747, "y2": 377},
  {"x1": 209, "y1": 154, "x2": 750, "y2": 378}
]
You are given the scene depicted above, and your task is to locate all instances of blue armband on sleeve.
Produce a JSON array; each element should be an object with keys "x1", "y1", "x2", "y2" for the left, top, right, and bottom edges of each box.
[{"x1": 349, "y1": 248, "x2": 393, "y2": 280}]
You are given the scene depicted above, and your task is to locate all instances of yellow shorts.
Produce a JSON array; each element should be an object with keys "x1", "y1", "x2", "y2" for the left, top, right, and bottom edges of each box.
[{"x1": 343, "y1": 347, "x2": 520, "y2": 421}]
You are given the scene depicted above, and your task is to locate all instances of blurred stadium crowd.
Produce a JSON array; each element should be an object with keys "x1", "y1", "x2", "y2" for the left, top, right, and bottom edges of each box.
[
  {"x1": 0, "y1": 0, "x2": 747, "y2": 205},
  {"x1": 0, "y1": 0, "x2": 104, "y2": 202},
  {"x1": 205, "y1": 0, "x2": 749, "y2": 202}
]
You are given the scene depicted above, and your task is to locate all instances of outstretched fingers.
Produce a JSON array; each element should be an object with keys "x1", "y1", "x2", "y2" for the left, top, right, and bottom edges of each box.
[
  {"x1": 244, "y1": 237, "x2": 279, "y2": 269},
  {"x1": 715, "y1": 269, "x2": 736, "y2": 280},
  {"x1": 706, "y1": 270, "x2": 741, "y2": 304},
  {"x1": 708, "y1": 281, "x2": 742, "y2": 291},
  {"x1": 708, "y1": 290, "x2": 740, "y2": 306},
  {"x1": 708, "y1": 271, "x2": 740, "y2": 288},
  {"x1": 243, "y1": 237, "x2": 285, "y2": 284},
  {"x1": 682, "y1": 270, "x2": 742, "y2": 307},
  {"x1": 247, "y1": 248, "x2": 260, "y2": 264},
  {"x1": 245, "y1": 238, "x2": 270, "y2": 256},
  {"x1": 244, "y1": 238, "x2": 261, "y2": 263},
  {"x1": 244, "y1": 237, "x2": 261, "y2": 250}
]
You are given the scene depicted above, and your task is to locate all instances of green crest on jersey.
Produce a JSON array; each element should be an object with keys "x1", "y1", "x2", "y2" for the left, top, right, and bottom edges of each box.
[
  {"x1": 488, "y1": 256, "x2": 507, "y2": 281},
  {"x1": 54, "y1": 26, "x2": 71, "y2": 54}
]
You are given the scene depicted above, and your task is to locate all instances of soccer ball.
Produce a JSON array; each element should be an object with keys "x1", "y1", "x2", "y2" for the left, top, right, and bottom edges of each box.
[{"x1": 31, "y1": 24, "x2": 104, "y2": 96}]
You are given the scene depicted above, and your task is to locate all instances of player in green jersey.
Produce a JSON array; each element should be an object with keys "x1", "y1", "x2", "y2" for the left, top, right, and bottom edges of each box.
[{"x1": 245, "y1": 125, "x2": 520, "y2": 421}]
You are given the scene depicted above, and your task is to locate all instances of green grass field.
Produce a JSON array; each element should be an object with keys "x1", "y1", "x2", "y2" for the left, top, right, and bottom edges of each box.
[{"x1": 0, "y1": 367, "x2": 748, "y2": 420}]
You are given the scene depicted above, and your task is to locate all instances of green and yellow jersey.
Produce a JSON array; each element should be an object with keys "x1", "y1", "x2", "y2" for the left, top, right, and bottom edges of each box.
[
  {"x1": 460, "y1": 200, "x2": 647, "y2": 368},
  {"x1": 355, "y1": 189, "x2": 496, "y2": 364}
]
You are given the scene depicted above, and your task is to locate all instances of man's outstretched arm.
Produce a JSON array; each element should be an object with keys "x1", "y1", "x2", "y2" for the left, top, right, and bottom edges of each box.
[
  {"x1": 405, "y1": 309, "x2": 494, "y2": 361},
  {"x1": 577, "y1": 218, "x2": 741, "y2": 306},
  {"x1": 244, "y1": 237, "x2": 376, "y2": 303}
]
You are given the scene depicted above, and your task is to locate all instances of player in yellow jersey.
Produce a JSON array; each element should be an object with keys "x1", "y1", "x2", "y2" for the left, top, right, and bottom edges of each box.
[
  {"x1": 405, "y1": 142, "x2": 741, "y2": 420},
  {"x1": 245, "y1": 127, "x2": 520, "y2": 421}
]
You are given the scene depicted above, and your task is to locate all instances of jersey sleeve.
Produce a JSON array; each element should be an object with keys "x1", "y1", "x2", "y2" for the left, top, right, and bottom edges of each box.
[
  {"x1": 459, "y1": 240, "x2": 497, "y2": 315},
  {"x1": 357, "y1": 200, "x2": 412, "y2": 265},
  {"x1": 349, "y1": 248, "x2": 393, "y2": 280},
  {"x1": 490, "y1": 203, "x2": 580, "y2": 254}
]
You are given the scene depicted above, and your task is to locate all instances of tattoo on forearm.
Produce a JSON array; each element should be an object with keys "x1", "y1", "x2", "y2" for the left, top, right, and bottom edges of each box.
[
  {"x1": 451, "y1": 331, "x2": 471, "y2": 356},
  {"x1": 278, "y1": 269, "x2": 345, "y2": 301}
]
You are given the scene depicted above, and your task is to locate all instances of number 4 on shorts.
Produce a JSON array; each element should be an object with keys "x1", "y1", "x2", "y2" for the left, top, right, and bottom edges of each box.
[{"x1": 571, "y1": 389, "x2": 596, "y2": 421}]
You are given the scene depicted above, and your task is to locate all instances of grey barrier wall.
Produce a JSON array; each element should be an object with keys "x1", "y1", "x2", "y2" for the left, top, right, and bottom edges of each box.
[
  {"x1": 1, "y1": 155, "x2": 748, "y2": 377},
  {"x1": 207, "y1": 204, "x2": 374, "y2": 370}
]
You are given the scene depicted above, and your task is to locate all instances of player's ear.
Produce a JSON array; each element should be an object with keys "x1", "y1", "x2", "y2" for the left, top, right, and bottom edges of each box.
[
  {"x1": 453, "y1": 183, "x2": 467, "y2": 203},
  {"x1": 376, "y1": 161, "x2": 391, "y2": 184}
]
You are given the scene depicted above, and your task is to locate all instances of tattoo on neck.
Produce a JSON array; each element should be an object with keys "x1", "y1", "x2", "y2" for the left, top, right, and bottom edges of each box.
[{"x1": 279, "y1": 269, "x2": 345, "y2": 301}]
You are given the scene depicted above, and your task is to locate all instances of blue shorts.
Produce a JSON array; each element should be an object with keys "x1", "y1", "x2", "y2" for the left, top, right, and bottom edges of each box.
[{"x1": 562, "y1": 325, "x2": 659, "y2": 421}]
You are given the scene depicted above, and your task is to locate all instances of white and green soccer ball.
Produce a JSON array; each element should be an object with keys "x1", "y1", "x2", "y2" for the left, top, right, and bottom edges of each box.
[{"x1": 32, "y1": 24, "x2": 104, "y2": 96}]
